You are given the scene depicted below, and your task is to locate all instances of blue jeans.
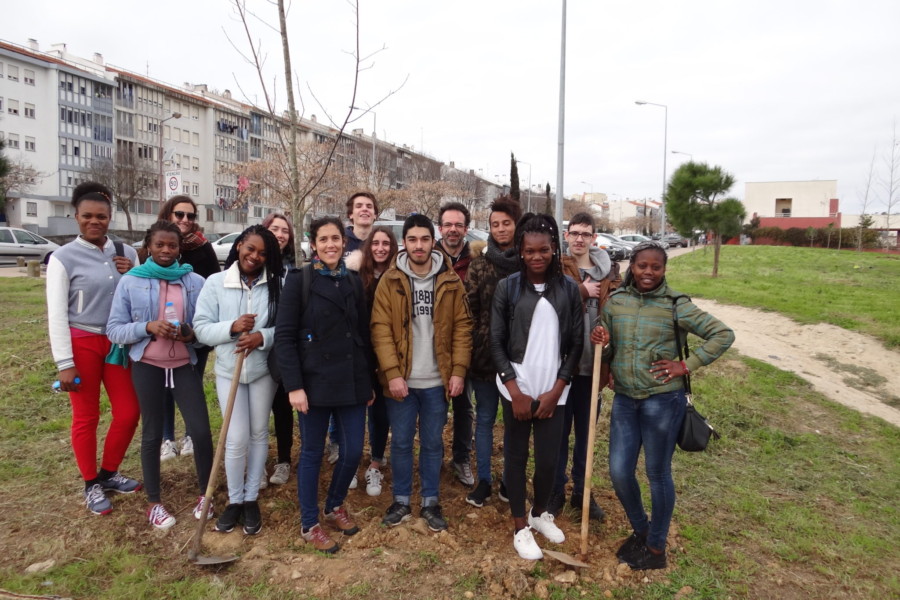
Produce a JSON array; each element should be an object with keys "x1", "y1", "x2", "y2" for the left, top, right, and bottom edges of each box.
[
  {"x1": 555, "y1": 375, "x2": 601, "y2": 494},
  {"x1": 297, "y1": 403, "x2": 366, "y2": 530},
  {"x1": 471, "y1": 378, "x2": 502, "y2": 484},
  {"x1": 608, "y1": 390, "x2": 686, "y2": 551},
  {"x1": 386, "y1": 386, "x2": 447, "y2": 506}
]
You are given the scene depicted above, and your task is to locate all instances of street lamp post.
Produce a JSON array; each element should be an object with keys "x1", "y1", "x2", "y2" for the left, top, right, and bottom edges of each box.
[
  {"x1": 158, "y1": 112, "x2": 182, "y2": 202},
  {"x1": 351, "y1": 106, "x2": 377, "y2": 188},
  {"x1": 516, "y1": 159, "x2": 532, "y2": 212},
  {"x1": 635, "y1": 101, "x2": 667, "y2": 234},
  {"x1": 671, "y1": 150, "x2": 692, "y2": 160}
]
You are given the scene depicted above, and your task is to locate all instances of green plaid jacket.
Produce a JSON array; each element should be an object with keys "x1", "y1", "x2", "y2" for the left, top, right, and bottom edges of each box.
[{"x1": 600, "y1": 280, "x2": 734, "y2": 399}]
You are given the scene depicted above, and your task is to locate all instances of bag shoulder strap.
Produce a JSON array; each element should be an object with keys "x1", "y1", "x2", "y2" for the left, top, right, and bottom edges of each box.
[
  {"x1": 507, "y1": 272, "x2": 522, "y2": 308},
  {"x1": 671, "y1": 297, "x2": 692, "y2": 395},
  {"x1": 113, "y1": 241, "x2": 125, "y2": 257}
]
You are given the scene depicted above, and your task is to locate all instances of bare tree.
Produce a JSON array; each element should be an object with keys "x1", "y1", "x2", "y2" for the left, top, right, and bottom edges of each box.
[
  {"x1": 0, "y1": 154, "x2": 45, "y2": 215},
  {"x1": 89, "y1": 145, "x2": 156, "y2": 234},
  {"x1": 857, "y1": 149, "x2": 877, "y2": 251},
  {"x1": 882, "y1": 123, "x2": 899, "y2": 250},
  {"x1": 229, "y1": 0, "x2": 405, "y2": 264}
]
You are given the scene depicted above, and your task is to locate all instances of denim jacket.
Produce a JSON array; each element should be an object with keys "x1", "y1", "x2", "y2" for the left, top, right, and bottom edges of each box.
[{"x1": 106, "y1": 272, "x2": 206, "y2": 364}]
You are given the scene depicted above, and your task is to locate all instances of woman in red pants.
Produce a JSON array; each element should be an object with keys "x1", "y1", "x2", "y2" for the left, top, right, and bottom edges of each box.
[{"x1": 46, "y1": 181, "x2": 142, "y2": 515}]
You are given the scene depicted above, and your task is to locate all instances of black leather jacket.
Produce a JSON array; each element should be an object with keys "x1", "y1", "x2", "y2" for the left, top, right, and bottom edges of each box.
[{"x1": 489, "y1": 273, "x2": 584, "y2": 386}]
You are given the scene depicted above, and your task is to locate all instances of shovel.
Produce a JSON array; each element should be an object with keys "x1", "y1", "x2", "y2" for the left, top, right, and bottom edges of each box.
[
  {"x1": 188, "y1": 349, "x2": 245, "y2": 566},
  {"x1": 579, "y1": 344, "x2": 603, "y2": 557},
  {"x1": 543, "y1": 345, "x2": 603, "y2": 569}
]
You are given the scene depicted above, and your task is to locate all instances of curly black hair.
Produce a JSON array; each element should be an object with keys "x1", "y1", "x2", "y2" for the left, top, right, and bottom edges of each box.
[
  {"x1": 71, "y1": 181, "x2": 113, "y2": 210},
  {"x1": 224, "y1": 225, "x2": 282, "y2": 327},
  {"x1": 142, "y1": 220, "x2": 182, "y2": 250},
  {"x1": 513, "y1": 212, "x2": 563, "y2": 291}
]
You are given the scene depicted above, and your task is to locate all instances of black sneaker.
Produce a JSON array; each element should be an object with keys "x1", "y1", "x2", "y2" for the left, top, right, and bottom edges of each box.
[
  {"x1": 215, "y1": 503, "x2": 243, "y2": 533},
  {"x1": 623, "y1": 544, "x2": 667, "y2": 570},
  {"x1": 242, "y1": 500, "x2": 262, "y2": 535},
  {"x1": 546, "y1": 489, "x2": 566, "y2": 517},
  {"x1": 420, "y1": 505, "x2": 448, "y2": 532},
  {"x1": 616, "y1": 530, "x2": 647, "y2": 560},
  {"x1": 466, "y1": 480, "x2": 492, "y2": 508},
  {"x1": 570, "y1": 493, "x2": 606, "y2": 522},
  {"x1": 382, "y1": 502, "x2": 412, "y2": 527},
  {"x1": 498, "y1": 481, "x2": 509, "y2": 503}
]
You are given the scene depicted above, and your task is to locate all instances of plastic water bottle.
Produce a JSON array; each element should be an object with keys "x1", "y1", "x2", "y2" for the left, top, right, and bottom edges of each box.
[
  {"x1": 164, "y1": 301, "x2": 180, "y2": 327},
  {"x1": 52, "y1": 377, "x2": 81, "y2": 391}
]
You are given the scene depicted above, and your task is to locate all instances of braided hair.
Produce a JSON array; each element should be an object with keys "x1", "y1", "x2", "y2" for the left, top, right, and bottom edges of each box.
[
  {"x1": 513, "y1": 212, "x2": 564, "y2": 291},
  {"x1": 142, "y1": 220, "x2": 182, "y2": 250},
  {"x1": 225, "y1": 225, "x2": 282, "y2": 327},
  {"x1": 622, "y1": 240, "x2": 668, "y2": 288}
]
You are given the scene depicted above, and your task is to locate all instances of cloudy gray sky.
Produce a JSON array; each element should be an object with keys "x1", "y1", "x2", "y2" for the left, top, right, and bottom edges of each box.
[{"x1": 4, "y1": 0, "x2": 898, "y2": 213}]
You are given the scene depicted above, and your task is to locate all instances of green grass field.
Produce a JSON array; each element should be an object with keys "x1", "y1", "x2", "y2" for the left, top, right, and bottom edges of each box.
[
  {"x1": 666, "y1": 245, "x2": 900, "y2": 348},
  {"x1": 0, "y1": 253, "x2": 898, "y2": 599}
]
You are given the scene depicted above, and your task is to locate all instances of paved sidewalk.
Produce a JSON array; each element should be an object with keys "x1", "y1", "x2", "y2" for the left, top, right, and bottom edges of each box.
[{"x1": 0, "y1": 265, "x2": 45, "y2": 278}]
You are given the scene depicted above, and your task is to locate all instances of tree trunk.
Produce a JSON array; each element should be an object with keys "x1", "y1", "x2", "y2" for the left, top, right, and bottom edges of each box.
[
  {"x1": 712, "y1": 232, "x2": 721, "y2": 278},
  {"x1": 278, "y1": 0, "x2": 304, "y2": 266}
]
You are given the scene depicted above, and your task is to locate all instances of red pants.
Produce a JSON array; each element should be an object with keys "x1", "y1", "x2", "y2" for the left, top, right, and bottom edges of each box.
[{"x1": 68, "y1": 333, "x2": 140, "y2": 480}]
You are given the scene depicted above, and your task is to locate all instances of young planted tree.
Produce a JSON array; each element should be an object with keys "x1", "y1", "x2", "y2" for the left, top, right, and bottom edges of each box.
[
  {"x1": 666, "y1": 161, "x2": 746, "y2": 277},
  {"x1": 544, "y1": 183, "x2": 552, "y2": 215},
  {"x1": 510, "y1": 152, "x2": 520, "y2": 202},
  {"x1": 89, "y1": 146, "x2": 155, "y2": 234},
  {"x1": 0, "y1": 139, "x2": 10, "y2": 216},
  {"x1": 882, "y1": 123, "x2": 899, "y2": 250},
  {"x1": 857, "y1": 150, "x2": 877, "y2": 251}
]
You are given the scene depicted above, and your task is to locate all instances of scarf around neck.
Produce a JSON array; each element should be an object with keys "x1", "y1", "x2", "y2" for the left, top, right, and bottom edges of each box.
[
  {"x1": 128, "y1": 257, "x2": 194, "y2": 281},
  {"x1": 181, "y1": 230, "x2": 208, "y2": 252},
  {"x1": 312, "y1": 257, "x2": 348, "y2": 279},
  {"x1": 485, "y1": 237, "x2": 519, "y2": 277}
]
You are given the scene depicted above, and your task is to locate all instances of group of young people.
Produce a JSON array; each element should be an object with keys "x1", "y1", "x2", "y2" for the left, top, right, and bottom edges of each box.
[{"x1": 47, "y1": 182, "x2": 733, "y2": 568}]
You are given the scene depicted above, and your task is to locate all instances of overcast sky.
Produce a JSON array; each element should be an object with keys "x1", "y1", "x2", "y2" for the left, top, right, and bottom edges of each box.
[{"x1": 4, "y1": 0, "x2": 899, "y2": 213}]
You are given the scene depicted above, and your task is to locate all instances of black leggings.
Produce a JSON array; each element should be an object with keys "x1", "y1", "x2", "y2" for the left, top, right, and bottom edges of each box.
[
  {"x1": 502, "y1": 400, "x2": 565, "y2": 519},
  {"x1": 132, "y1": 361, "x2": 213, "y2": 503},
  {"x1": 271, "y1": 383, "x2": 293, "y2": 464}
]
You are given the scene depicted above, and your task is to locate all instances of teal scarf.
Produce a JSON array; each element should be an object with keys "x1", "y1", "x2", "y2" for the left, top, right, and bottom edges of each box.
[
  {"x1": 312, "y1": 257, "x2": 347, "y2": 279},
  {"x1": 128, "y1": 257, "x2": 194, "y2": 281}
]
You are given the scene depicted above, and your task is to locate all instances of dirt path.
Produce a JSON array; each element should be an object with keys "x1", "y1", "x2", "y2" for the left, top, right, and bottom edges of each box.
[{"x1": 658, "y1": 247, "x2": 900, "y2": 427}]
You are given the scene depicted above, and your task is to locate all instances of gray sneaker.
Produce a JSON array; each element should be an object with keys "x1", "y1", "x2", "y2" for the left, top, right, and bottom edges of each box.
[
  {"x1": 453, "y1": 461, "x2": 475, "y2": 487},
  {"x1": 99, "y1": 472, "x2": 142, "y2": 494},
  {"x1": 180, "y1": 435, "x2": 194, "y2": 457},
  {"x1": 84, "y1": 483, "x2": 112, "y2": 515},
  {"x1": 269, "y1": 462, "x2": 290, "y2": 485},
  {"x1": 326, "y1": 442, "x2": 340, "y2": 465}
]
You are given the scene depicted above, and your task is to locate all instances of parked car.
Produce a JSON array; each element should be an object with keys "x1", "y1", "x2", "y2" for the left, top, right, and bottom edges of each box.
[
  {"x1": 212, "y1": 232, "x2": 242, "y2": 263},
  {"x1": 619, "y1": 233, "x2": 669, "y2": 249},
  {"x1": 373, "y1": 219, "x2": 487, "y2": 251},
  {"x1": 662, "y1": 233, "x2": 689, "y2": 248},
  {"x1": 595, "y1": 233, "x2": 632, "y2": 260},
  {"x1": 0, "y1": 227, "x2": 61, "y2": 265}
]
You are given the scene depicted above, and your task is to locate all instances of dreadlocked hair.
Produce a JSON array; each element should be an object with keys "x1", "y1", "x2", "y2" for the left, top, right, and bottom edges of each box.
[
  {"x1": 513, "y1": 212, "x2": 563, "y2": 291},
  {"x1": 142, "y1": 220, "x2": 183, "y2": 252},
  {"x1": 225, "y1": 225, "x2": 283, "y2": 327},
  {"x1": 622, "y1": 240, "x2": 668, "y2": 288}
]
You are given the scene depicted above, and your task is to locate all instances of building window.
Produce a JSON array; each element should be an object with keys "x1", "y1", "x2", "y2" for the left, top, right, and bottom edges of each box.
[
  {"x1": 192, "y1": 157, "x2": 199, "y2": 171},
  {"x1": 192, "y1": 183, "x2": 200, "y2": 196},
  {"x1": 7, "y1": 65, "x2": 18, "y2": 82},
  {"x1": 26, "y1": 202, "x2": 38, "y2": 217},
  {"x1": 24, "y1": 137, "x2": 35, "y2": 151},
  {"x1": 0, "y1": 97, "x2": 3, "y2": 112},
  {"x1": 8, "y1": 99, "x2": 19, "y2": 116},
  {"x1": 24, "y1": 103, "x2": 35, "y2": 119},
  {"x1": 7, "y1": 133, "x2": 19, "y2": 149},
  {"x1": 192, "y1": 132, "x2": 199, "y2": 146},
  {"x1": 24, "y1": 69, "x2": 35, "y2": 85}
]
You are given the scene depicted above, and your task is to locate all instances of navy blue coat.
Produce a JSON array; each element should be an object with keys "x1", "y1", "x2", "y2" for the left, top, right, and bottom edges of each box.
[{"x1": 274, "y1": 265, "x2": 372, "y2": 407}]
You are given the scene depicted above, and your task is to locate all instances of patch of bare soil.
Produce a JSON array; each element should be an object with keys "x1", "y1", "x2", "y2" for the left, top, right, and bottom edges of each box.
[{"x1": 692, "y1": 298, "x2": 900, "y2": 427}]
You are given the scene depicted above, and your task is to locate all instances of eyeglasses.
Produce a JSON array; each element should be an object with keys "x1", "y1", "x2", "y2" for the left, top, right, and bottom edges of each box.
[
  {"x1": 173, "y1": 211, "x2": 197, "y2": 222},
  {"x1": 441, "y1": 223, "x2": 466, "y2": 230},
  {"x1": 567, "y1": 231, "x2": 593, "y2": 240}
]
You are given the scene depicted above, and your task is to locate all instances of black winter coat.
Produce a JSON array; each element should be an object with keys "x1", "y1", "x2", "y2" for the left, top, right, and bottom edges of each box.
[{"x1": 274, "y1": 266, "x2": 372, "y2": 407}]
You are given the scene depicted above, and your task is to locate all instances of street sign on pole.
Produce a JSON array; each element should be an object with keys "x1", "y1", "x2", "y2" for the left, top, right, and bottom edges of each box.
[{"x1": 165, "y1": 169, "x2": 182, "y2": 199}]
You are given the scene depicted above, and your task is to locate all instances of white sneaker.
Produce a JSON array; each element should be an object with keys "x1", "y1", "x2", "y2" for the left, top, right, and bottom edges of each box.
[
  {"x1": 326, "y1": 442, "x2": 340, "y2": 465},
  {"x1": 270, "y1": 462, "x2": 290, "y2": 485},
  {"x1": 193, "y1": 495, "x2": 214, "y2": 520},
  {"x1": 258, "y1": 475, "x2": 268, "y2": 490},
  {"x1": 364, "y1": 467, "x2": 383, "y2": 496},
  {"x1": 180, "y1": 436, "x2": 194, "y2": 457},
  {"x1": 453, "y1": 461, "x2": 475, "y2": 487},
  {"x1": 148, "y1": 504, "x2": 176, "y2": 530},
  {"x1": 160, "y1": 439, "x2": 177, "y2": 462},
  {"x1": 348, "y1": 473, "x2": 358, "y2": 490},
  {"x1": 528, "y1": 510, "x2": 566, "y2": 544},
  {"x1": 514, "y1": 527, "x2": 543, "y2": 560}
]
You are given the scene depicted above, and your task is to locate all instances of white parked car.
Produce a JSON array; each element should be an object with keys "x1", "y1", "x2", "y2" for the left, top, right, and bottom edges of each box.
[
  {"x1": 212, "y1": 232, "x2": 242, "y2": 263},
  {"x1": 0, "y1": 227, "x2": 60, "y2": 265},
  {"x1": 619, "y1": 234, "x2": 669, "y2": 249}
]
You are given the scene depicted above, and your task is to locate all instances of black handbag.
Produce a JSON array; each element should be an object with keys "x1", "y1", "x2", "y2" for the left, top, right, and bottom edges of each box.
[{"x1": 671, "y1": 299, "x2": 720, "y2": 452}]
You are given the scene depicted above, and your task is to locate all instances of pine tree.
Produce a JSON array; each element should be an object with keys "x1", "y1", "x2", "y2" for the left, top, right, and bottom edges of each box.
[
  {"x1": 510, "y1": 152, "x2": 520, "y2": 202},
  {"x1": 544, "y1": 183, "x2": 552, "y2": 215}
]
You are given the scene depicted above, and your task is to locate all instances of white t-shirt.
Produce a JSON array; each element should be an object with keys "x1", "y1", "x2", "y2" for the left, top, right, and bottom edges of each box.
[{"x1": 497, "y1": 284, "x2": 571, "y2": 406}]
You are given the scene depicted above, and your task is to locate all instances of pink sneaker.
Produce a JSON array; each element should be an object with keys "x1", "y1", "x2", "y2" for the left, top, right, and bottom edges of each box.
[
  {"x1": 193, "y1": 496, "x2": 214, "y2": 520},
  {"x1": 148, "y1": 504, "x2": 176, "y2": 530}
]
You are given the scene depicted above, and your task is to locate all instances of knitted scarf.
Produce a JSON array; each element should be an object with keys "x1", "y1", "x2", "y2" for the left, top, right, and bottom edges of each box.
[
  {"x1": 312, "y1": 256, "x2": 348, "y2": 280},
  {"x1": 128, "y1": 257, "x2": 194, "y2": 281},
  {"x1": 485, "y1": 237, "x2": 519, "y2": 277},
  {"x1": 181, "y1": 229, "x2": 208, "y2": 252}
]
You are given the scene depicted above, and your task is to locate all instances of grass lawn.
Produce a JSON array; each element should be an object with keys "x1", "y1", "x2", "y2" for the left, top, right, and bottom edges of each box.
[
  {"x1": 0, "y1": 275, "x2": 898, "y2": 599},
  {"x1": 666, "y1": 245, "x2": 900, "y2": 348}
]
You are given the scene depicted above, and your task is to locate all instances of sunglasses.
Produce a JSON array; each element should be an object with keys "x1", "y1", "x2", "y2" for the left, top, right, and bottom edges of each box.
[{"x1": 173, "y1": 211, "x2": 197, "y2": 221}]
